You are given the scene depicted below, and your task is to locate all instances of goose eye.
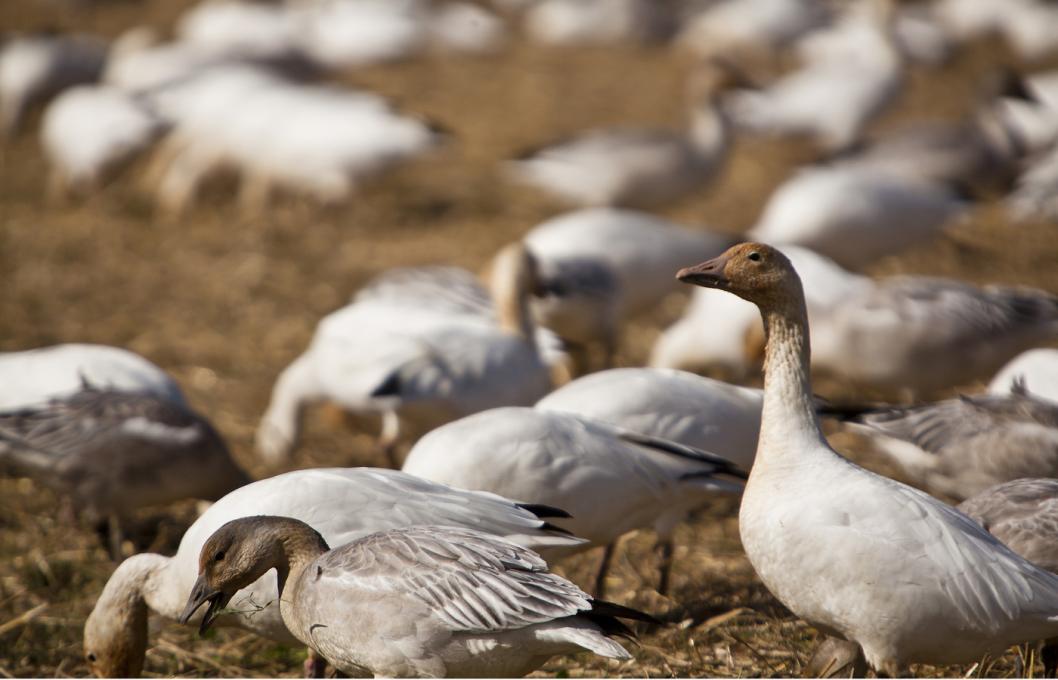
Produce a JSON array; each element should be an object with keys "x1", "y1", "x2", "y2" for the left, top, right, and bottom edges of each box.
[
  {"x1": 214, "y1": 550, "x2": 225, "y2": 562},
  {"x1": 86, "y1": 653, "x2": 97, "y2": 663},
  {"x1": 748, "y1": 252, "x2": 761, "y2": 262}
]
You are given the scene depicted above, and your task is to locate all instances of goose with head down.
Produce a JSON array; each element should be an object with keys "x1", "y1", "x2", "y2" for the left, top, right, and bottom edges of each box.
[{"x1": 678, "y1": 242, "x2": 1058, "y2": 675}]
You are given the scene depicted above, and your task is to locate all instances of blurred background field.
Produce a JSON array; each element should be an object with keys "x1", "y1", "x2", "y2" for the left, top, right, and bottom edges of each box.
[{"x1": 3, "y1": 0, "x2": 1058, "y2": 676}]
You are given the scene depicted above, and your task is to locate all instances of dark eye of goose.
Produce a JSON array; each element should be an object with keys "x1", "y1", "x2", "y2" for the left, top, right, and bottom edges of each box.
[
  {"x1": 214, "y1": 550, "x2": 225, "y2": 562},
  {"x1": 86, "y1": 652, "x2": 97, "y2": 663},
  {"x1": 748, "y1": 252, "x2": 761, "y2": 262}
]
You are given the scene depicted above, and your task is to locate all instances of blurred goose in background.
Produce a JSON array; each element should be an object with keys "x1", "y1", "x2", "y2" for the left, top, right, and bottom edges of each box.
[
  {"x1": 747, "y1": 162, "x2": 967, "y2": 270},
  {"x1": 507, "y1": 59, "x2": 742, "y2": 208},
  {"x1": 523, "y1": 0, "x2": 675, "y2": 46},
  {"x1": 0, "y1": 343, "x2": 185, "y2": 410},
  {"x1": 0, "y1": 32, "x2": 106, "y2": 137},
  {"x1": 0, "y1": 387, "x2": 247, "y2": 557},
  {"x1": 828, "y1": 381, "x2": 1058, "y2": 501},
  {"x1": 174, "y1": 0, "x2": 305, "y2": 63},
  {"x1": 184, "y1": 519, "x2": 653, "y2": 677},
  {"x1": 809, "y1": 277, "x2": 1058, "y2": 398},
  {"x1": 41, "y1": 85, "x2": 167, "y2": 197},
  {"x1": 677, "y1": 243, "x2": 1058, "y2": 675},
  {"x1": 536, "y1": 367, "x2": 761, "y2": 468},
  {"x1": 723, "y1": 0, "x2": 903, "y2": 152},
  {"x1": 84, "y1": 467, "x2": 583, "y2": 678},
  {"x1": 997, "y1": 70, "x2": 1058, "y2": 158},
  {"x1": 402, "y1": 406, "x2": 747, "y2": 596},
  {"x1": 676, "y1": 0, "x2": 830, "y2": 60},
  {"x1": 650, "y1": 245, "x2": 870, "y2": 380},
  {"x1": 990, "y1": 349, "x2": 1058, "y2": 403},
  {"x1": 524, "y1": 208, "x2": 733, "y2": 370},
  {"x1": 256, "y1": 243, "x2": 555, "y2": 468}
]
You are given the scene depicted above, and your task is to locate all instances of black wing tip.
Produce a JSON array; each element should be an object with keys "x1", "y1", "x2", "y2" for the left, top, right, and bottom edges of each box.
[
  {"x1": 369, "y1": 371, "x2": 403, "y2": 399},
  {"x1": 589, "y1": 598, "x2": 665, "y2": 627},
  {"x1": 516, "y1": 502, "x2": 573, "y2": 520}
]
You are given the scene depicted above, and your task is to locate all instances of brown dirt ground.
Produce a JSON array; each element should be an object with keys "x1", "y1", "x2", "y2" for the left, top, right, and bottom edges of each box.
[{"x1": 4, "y1": 2, "x2": 1058, "y2": 677}]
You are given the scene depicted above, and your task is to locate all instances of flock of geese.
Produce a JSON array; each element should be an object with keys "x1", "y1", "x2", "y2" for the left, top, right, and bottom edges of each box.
[{"x1": 11, "y1": 0, "x2": 1058, "y2": 677}]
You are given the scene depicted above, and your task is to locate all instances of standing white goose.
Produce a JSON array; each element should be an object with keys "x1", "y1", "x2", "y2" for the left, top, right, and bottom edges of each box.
[
  {"x1": 402, "y1": 406, "x2": 746, "y2": 595},
  {"x1": 990, "y1": 348, "x2": 1058, "y2": 403},
  {"x1": 83, "y1": 467, "x2": 583, "y2": 678},
  {"x1": 535, "y1": 367, "x2": 761, "y2": 469},
  {"x1": 677, "y1": 242, "x2": 1058, "y2": 675},
  {"x1": 181, "y1": 518, "x2": 656, "y2": 678},
  {"x1": 256, "y1": 243, "x2": 554, "y2": 467},
  {"x1": 523, "y1": 208, "x2": 733, "y2": 368},
  {"x1": 506, "y1": 60, "x2": 741, "y2": 209},
  {"x1": 0, "y1": 343, "x2": 185, "y2": 410},
  {"x1": 826, "y1": 381, "x2": 1058, "y2": 502}
]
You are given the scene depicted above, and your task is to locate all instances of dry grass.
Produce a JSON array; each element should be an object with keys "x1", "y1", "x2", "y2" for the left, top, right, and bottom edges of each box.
[{"x1": 3, "y1": 2, "x2": 1058, "y2": 676}]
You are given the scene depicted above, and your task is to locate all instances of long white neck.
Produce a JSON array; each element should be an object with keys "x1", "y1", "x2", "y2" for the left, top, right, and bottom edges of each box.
[
  {"x1": 257, "y1": 352, "x2": 321, "y2": 464},
  {"x1": 490, "y1": 246, "x2": 537, "y2": 347},
  {"x1": 689, "y1": 101, "x2": 730, "y2": 158},
  {"x1": 756, "y1": 287, "x2": 828, "y2": 467}
]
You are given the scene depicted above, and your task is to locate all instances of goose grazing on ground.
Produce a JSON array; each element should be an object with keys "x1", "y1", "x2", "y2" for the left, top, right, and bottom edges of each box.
[
  {"x1": 747, "y1": 163, "x2": 967, "y2": 270},
  {"x1": 825, "y1": 381, "x2": 1058, "y2": 502},
  {"x1": 181, "y1": 518, "x2": 655, "y2": 677},
  {"x1": 649, "y1": 245, "x2": 871, "y2": 380},
  {"x1": 723, "y1": 0, "x2": 903, "y2": 153},
  {"x1": 402, "y1": 406, "x2": 746, "y2": 596},
  {"x1": 506, "y1": 60, "x2": 742, "y2": 209},
  {"x1": 535, "y1": 367, "x2": 761, "y2": 468},
  {"x1": 677, "y1": 242, "x2": 1058, "y2": 675},
  {"x1": 0, "y1": 386, "x2": 248, "y2": 557},
  {"x1": 523, "y1": 208, "x2": 733, "y2": 369},
  {"x1": 0, "y1": 343, "x2": 185, "y2": 410},
  {"x1": 83, "y1": 467, "x2": 583, "y2": 678},
  {"x1": 990, "y1": 348, "x2": 1058, "y2": 404},
  {"x1": 809, "y1": 277, "x2": 1058, "y2": 398},
  {"x1": 256, "y1": 243, "x2": 554, "y2": 468}
]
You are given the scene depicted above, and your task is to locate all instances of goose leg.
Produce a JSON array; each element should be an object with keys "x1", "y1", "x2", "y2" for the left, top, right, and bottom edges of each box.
[
  {"x1": 803, "y1": 636, "x2": 867, "y2": 678},
  {"x1": 655, "y1": 538, "x2": 674, "y2": 597},
  {"x1": 379, "y1": 411, "x2": 402, "y2": 469},
  {"x1": 303, "y1": 648, "x2": 328, "y2": 678},
  {"x1": 592, "y1": 542, "x2": 616, "y2": 599}
]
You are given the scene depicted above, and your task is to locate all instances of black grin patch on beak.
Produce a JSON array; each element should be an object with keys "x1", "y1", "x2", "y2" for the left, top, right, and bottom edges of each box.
[{"x1": 180, "y1": 577, "x2": 234, "y2": 636}]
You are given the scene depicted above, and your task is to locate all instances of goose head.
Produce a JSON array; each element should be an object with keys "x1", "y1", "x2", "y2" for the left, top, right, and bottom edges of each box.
[
  {"x1": 677, "y1": 242, "x2": 801, "y2": 310},
  {"x1": 83, "y1": 598, "x2": 147, "y2": 678}
]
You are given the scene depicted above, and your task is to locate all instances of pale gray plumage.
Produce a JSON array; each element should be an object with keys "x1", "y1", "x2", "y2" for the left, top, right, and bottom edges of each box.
[{"x1": 959, "y1": 478, "x2": 1058, "y2": 573}]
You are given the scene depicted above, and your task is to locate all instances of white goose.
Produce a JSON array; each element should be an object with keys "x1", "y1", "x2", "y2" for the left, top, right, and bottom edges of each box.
[
  {"x1": 524, "y1": 207, "x2": 733, "y2": 367},
  {"x1": 83, "y1": 467, "x2": 584, "y2": 678},
  {"x1": 0, "y1": 343, "x2": 185, "y2": 410},
  {"x1": 256, "y1": 243, "x2": 554, "y2": 467},
  {"x1": 723, "y1": 0, "x2": 903, "y2": 153},
  {"x1": 676, "y1": 0, "x2": 830, "y2": 60},
  {"x1": 828, "y1": 381, "x2": 1058, "y2": 502},
  {"x1": 677, "y1": 242, "x2": 1058, "y2": 675},
  {"x1": 649, "y1": 245, "x2": 871, "y2": 380},
  {"x1": 181, "y1": 518, "x2": 655, "y2": 678},
  {"x1": 535, "y1": 367, "x2": 761, "y2": 469},
  {"x1": 747, "y1": 162, "x2": 967, "y2": 270},
  {"x1": 506, "y1": 60, "x2": 740, "y2": 209},
  {"x1": 990, "y1": 348, "x2": 1058, "y2": 403},
  {"x1": 402, "y1": 406, "x2": 746, "y2": 595}
]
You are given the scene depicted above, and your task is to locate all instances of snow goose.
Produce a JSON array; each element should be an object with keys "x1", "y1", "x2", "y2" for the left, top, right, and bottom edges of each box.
[
  {"x1": 826, "y1": 381, "x2": 1058, "y2": 502},
  {"x1": 256, "y1": 243, "x2": 554, "y2": 467},
  {"x1": 402, "y1": 406, "x2": 746, "y2": 595},
  {"x1": 723, "y1": 0, "x2": 903, "y2": 153},
  {"x1": 535, "y1": 367, "x2": 761, "y2": 469},
  {"x1": 649, "y1": 245, "x2": 871, "y2": 379},
  {"x1": 677, "y1": 242, "x2": 1058, "y2": 674},
  {"x1": 0, "y1": 386, "x2": 248, "y2": 557},
  {"x1": 523, "y1": 208, "x2": 733, "y2": 368},
  {"x1": 0, "y1": 32, "x2": 106, "y2": 137},
  {"x1": 181, "y1": 518, "x2": 656, "y2": 677},
  {"x1": 0, "y1": 343, "x2": 185, "y2": 410},
  {"x1": 747, "y1": 162, "x2": 967, "y2": 270},
  {"x1": 40, "y1": 85, "x2": 167, "y2": 197},
  {"x1": 990, "y1": 349, "x2": 1058, "y2": 403},
  {"x1": 83, "y1": 467, "x2": 583, "y2": 678},
  {"x1": 506, "y1": 60, "x2": 742, "y2": 209},
  {"x1": 523, "y1": 0, "x2": 675, "y2": 47},
  {"x1": 676, "y1": 0, "x2": 830, "y2": 60},
  {"x1": 960, "y1": 478, "x2": 1058, "y2": 573},
  {"x1": 810, "y1": 277, "x2": 1058, "y2": 398}
]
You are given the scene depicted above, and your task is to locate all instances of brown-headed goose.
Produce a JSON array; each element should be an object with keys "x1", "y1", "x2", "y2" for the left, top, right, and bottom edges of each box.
[
  {"x1": 677, "y1": 242, "x2": 1058, "y2": 675},
  {"x1": 402, "y1": 406, "x2": 746, "y2": 596},
  {"x1": 506, "y1": 60, "x2": 742, "y2": 209},
  {"x1": 181, "y1": 518, "x2": 657, "y2": 677},
  {"x1": 0, "y1": 386, "x2": 247, "y2": 557},
  {"x1": 256, "y1": 243, "x2": 556, "y2": 468},
  {"x1": 83, "y1": 467, "x2": 583, "y2": 678},
  {"x1": 826, "y1": 381, "x2": 1058, "y2": 502}
]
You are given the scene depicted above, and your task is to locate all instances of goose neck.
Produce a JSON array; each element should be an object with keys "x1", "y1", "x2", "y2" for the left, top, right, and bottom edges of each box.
[
  {"x1": 758, "y1": 299, "x2": 825, "y2": 459},
  {"x1": 689, "y1": 102, "x2": 730, "y2": 157}
]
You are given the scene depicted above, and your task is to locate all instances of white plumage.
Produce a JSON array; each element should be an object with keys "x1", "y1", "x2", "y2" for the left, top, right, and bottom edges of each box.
[{"x1": 990, "y1": 349, "x2": 1058, "y2": 403}]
